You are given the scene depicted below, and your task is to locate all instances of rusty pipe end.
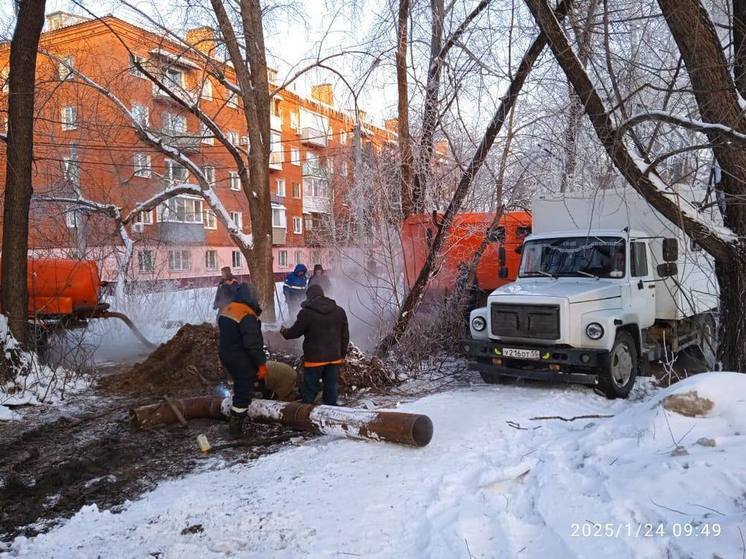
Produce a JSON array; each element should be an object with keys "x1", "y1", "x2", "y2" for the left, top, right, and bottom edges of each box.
[{"x1": 411, "y1": 414, "x2": 433, "y2": 447}]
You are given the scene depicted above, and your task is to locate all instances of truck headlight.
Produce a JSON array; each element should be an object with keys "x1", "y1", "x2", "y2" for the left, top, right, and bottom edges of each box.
[
  {"x1": 586, "y1": 322, "x2": 604, "y2": 340},
  {"x1": 471, "y1": 316, "x2": 487, "y2": 332}
]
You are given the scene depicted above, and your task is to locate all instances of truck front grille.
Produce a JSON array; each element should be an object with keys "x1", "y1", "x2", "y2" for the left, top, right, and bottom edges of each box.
[{"x1": 490, "y1": 303, "x2": 560, "y2": 340}]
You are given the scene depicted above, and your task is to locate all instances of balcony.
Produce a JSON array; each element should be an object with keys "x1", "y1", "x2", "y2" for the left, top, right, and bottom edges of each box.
[
  {"x1": 152, "y1": 82, "x2": 197, "y2": 105},
  {"x1": 304, "y1": 221, "x2": 332, "y2": 247},
  {"x1": 270, "y1": 113, "x2": 282, "y2": 131},
  {"x1": 160, "y1": 131, "x2": 201, "y2": 153},
  {"x1": 269, "y1": 151, "x2": 283, "y2": 171},
  {"x1": 158, "y1": 222, "x2": 205, "y2": 245},
  {"x1": 302, "y1": 161, "x2": 327, "y2": 178},
  {"x1": 272, "y1": 227, "x2": 286, "y2": 245},
  {"x1": 301, "y1": 127, "x2": 327, "y2": 147}
]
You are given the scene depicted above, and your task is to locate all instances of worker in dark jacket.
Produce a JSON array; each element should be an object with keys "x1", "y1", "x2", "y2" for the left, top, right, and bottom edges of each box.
[
  {"x1": 307, "y1": 263, "x2": 331, "y2": 293},
  {"x1": 280, "y1": 284, "x2": 349, "y2": 405},
  {"x1": 283, "y1": 263, "x2": 308, "y2": 318},
  {"x1": 218, "y1": 282, "x2": 267, "y2": 436}
]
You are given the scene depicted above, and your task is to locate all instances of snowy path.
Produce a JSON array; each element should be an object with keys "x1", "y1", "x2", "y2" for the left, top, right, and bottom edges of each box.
[{"x1": 7, "y1": 373, "x2": 746, "y2": 558}]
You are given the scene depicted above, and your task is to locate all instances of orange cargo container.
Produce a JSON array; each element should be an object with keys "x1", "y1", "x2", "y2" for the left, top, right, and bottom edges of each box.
[
  {"x1": 0, "y1": 258, "x2": 102, "y2": 317},
  {"x1": 401, "y1": 211, "x2": 532, "y2": 294}
]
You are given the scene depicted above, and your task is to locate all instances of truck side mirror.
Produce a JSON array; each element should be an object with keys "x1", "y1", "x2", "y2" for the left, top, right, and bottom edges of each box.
[
  {"x1": 657, "y1": 262, "x2": 678, "y2": 277},
  {"x1": 498, "y1": 246, "x2": 506, "y2": 266},
  {"x1": 499, "y1": 266, "x2": 509, "y2": 278},
  {"x1": 662, "y1": 238, "x2": 678, "y2": 262}
]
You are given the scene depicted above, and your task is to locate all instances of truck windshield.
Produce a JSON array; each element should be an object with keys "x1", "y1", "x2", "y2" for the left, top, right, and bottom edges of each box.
[{"x1": 519, "y1": 236, "x2": 626, "y2": 279}]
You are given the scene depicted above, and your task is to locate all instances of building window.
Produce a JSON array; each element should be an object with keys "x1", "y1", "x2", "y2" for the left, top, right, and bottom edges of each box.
[
  {"x1": 203, "y1": 209, "x2": 217, "y2": 229},
  {"x1": 1, "y1": 68, "x2": 8, "y2": 93},
  {"x1": 200, "y1": 123, "x2": 213, "y2": 145},
  {"x1": 159, "y1": 196, "x2": 203, "y2": 223},
  {"x1": 227, "y1": 130, "x2": 239, "y2": 145},
  {"x1": 61, "y1": 106, "x2": 77, "y2": 130},
  {"x1": 203, "y1": 166, "x2": 215, "y2": 186},
  {"x1": 289, "y1": 111, "x2": 299, "y2": 130},
  {"x1": 138, "y1": 250, "x2": 155, "y2": 273},
  {"x1": 135, "y1": 210, "x2": 153, "y2": 225},
  {"x1": 292, "y1": 182, "x2": 301, "y2": 198},
  {"x1": 341, "y1": 161, "x2": 349, "y2": 177},
  {"x1": 132, "y1": 104, "x2": 149, "y2": 127},
  {"x1": 65, "y1": 209, "x2": 78, "y2": 229},
  {"x1": 340, "y1": 131, "x2": 347, "y2": 145},
  {"x1": 164, "y1": 67, "x2": 184, "y2": 89},
  {"x1": 163, "y1": 112, "x2": 187, "y2": 134},
  {"x1": 63, "y1": 157, "x2": 80, "y2": 187},
  {"x1": 227, "y1": 93, "x2": 239, "y2": 109},
  {"x1": 232, "y1": 250, "x2": 242, "y2": 268},
  {"x1": 276, "y1": 179, "x2": 286, "y2": 197},
  {"x1": 290, "y1": 148, "x2": 301, "y2": 166},
  {"x1": 303, "y1": 177, "x2": 328, "y2": 197},
  {"x1": 327, "y1": 159, "x2": 334, "y2": 174},
  {"x1": 293, "y1": 216, "x2": 303, "y2": 234},
  {"x1": 295, "y1": 250, "x2": 303, "y2": 265},
  {"x1": 165, "y1": 160, "x2": 189, "y2": 182},
  {"x1": 278, "y1": 250, "x2": 288, "y2": 267},
  {"x1": 168, "y1": 249, "x2": 192, "y2": 272},
  {"x1": 269, "y1": 132, "x2": 283, "y2": 166},
  {"x1": 205, "y1": 250, "x2": 218, "y2": 270},
  {"x1": 58, "y1": 56, "x2": 74, "y2": 80},
  {"x1": 129, "y1": 54, "x2": 145, "y2": 78},
  {"x1": 272, "y1": 207, "x2": 286, "y2": 228},
  {"x1": 230, "y1": 211, "x2": 243, "y2": 230},
  {"x1": 229, "y1": 171, "x2": 240, "y2": 191},
  {"x1": 201, "y1": 79, "x2": 213, "y2": 101},
  {"x1": 133, "y1": 153, "x2": 152, "y2": 178}
]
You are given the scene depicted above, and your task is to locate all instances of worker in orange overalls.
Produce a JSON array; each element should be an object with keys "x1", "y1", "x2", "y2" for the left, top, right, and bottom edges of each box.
[
  {"x1": 280, "y1": 284, "x2": 349, "y2": 406},
  {"x1": 218, "y1": 283, "x2": 267, "y2": 436}
]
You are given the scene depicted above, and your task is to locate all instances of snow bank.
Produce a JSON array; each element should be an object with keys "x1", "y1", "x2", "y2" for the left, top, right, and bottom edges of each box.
[
  {"x1": 7, "y1": 373, "x2": 746, "y2": 557},
  {"x1": 0, "y1": 316, "x2": 87, "y2": 421}
]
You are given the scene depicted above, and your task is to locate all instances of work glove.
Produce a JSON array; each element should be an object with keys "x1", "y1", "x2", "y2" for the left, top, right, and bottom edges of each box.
[
  {"x1": 279, "y1": 326, "x2": 287, "y2": 338},
  {"x1": 257, "y1": 363, "x2": 268, "y2": 381}
]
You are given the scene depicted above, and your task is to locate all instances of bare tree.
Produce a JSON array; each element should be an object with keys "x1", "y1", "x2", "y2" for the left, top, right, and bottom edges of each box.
[{"x1": 1, "y1": 0, "x2": 47, "y2": 344}]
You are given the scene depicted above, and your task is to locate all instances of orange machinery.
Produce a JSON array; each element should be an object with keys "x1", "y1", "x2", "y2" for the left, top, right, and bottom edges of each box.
[
  {"x1": 401, "y1": 211, "x2": 532, "y2": 294},
  {"x1": 0, "y1": 258, "x2": 153, "y2": 348}
]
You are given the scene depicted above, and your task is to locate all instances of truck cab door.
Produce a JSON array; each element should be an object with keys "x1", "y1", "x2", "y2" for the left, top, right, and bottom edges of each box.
[{"x1": 629, "y1": 240, "x2": 656, "y2": 328}]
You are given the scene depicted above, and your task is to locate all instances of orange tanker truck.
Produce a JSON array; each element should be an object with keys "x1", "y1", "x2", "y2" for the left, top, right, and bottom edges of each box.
[
  {"x1": 401, "y1": 211, "x2": 532, "y2": 296},
  {"x1": 0, "y1": 258, "x2": 153, "y2": 348}
]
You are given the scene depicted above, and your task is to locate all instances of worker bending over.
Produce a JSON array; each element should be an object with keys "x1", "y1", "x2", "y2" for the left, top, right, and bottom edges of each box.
[
  {"x1": 280, "y1": 284, "x2": 349, "y2": 405},
  {"x1": 218, "y1": 283, "x2": 267, "y2": 436}
]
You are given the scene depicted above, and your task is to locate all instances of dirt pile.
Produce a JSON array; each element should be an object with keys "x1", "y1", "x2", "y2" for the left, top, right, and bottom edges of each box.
[
  {"x1": 100, "y1": 323, "x2": 224, "y2": 396},
  {"x1": 100, "y1": 323, "x2": 399, "y2": 398}
]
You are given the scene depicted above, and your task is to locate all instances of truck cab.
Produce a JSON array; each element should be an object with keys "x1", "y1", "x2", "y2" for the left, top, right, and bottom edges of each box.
[{"x1": 461, "y1": 191, "x2": 719, "y2": 398}]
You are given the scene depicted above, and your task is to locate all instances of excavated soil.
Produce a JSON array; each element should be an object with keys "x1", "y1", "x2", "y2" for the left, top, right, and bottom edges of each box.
[{"x1": 100, "y1": 323, "x2": 399, "y2": 398}]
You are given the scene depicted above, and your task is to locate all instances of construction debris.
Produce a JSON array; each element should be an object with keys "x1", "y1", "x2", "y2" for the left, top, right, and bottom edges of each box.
[{"x1": 130, "y1": 397, "x2": 434, "y2": 447}]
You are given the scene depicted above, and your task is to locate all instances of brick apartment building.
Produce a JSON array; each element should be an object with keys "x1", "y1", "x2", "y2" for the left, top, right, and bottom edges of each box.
[{"x1": 0, "y1": 12, "x2": 396, "y2": 286}]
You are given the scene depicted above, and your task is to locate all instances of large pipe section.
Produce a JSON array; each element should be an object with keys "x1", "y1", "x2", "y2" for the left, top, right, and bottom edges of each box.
[{"x1": 129, "y1": 397, "x2": 433, "y2": 447}]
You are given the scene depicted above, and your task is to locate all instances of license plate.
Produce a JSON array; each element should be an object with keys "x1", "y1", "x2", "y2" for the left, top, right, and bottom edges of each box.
[{"x1": 503, "y1": 347, "x2": 540, "y2": 360}]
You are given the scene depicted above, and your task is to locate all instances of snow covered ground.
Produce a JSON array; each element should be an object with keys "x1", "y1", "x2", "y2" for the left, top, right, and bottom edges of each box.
[{"x1": 6, "y1": 372, "x2": 746, "y2": 558}]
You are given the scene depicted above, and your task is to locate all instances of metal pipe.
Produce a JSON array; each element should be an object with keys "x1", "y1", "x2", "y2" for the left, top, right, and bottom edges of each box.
[{"x1": 130, "y1": 397, "x2": 433, "y2": 447}]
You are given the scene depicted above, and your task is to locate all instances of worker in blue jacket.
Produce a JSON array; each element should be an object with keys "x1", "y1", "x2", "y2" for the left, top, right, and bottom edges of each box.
[
  {"x1": 283, "y1": 263, "x2": 308, "y2": 318},
  {"x1": 218, "y1": 283, "x2": 267, "y2": 436}
]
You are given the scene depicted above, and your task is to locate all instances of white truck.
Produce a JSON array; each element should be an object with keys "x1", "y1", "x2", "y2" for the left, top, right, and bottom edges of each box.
[{"x1": 461, "y1": 188, "x2": 719, "y2": 398}]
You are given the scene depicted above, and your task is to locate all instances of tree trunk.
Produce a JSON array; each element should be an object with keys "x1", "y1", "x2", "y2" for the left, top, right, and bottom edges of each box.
[
  {"x1": 1, "y1": 0, "x2": 47, "y2": 344},
  {"x1": 715, "y1": 254, "x2": 746, "y2": 371},
  {"x1": 396, "y1": 0, "x2": 415, "y2": 218},
  {"x1": 376, "y1": 0, "x2": 573, "y2": 356},
  {"x1": 733, "y1": 0, "x2": 746, "y2": 98}
]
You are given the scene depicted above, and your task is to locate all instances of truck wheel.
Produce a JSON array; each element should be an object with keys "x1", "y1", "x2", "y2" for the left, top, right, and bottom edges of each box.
[{"x1": 598, "y1": 331, "x2": 638, "y2": 399}]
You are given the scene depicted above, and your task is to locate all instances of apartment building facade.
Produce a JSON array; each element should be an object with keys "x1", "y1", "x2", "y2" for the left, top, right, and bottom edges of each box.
[{"x1": 0, "y1": 12, "x2": 395, "y2": 285}]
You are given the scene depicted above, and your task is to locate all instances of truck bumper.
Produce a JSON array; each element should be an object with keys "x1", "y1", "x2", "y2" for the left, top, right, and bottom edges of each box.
[{"x1": 461, "y1": 338, "x2": 610, "y2": 386}]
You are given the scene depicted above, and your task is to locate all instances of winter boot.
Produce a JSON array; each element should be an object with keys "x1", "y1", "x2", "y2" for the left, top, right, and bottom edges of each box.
[{"x1": 228, "y1": 407, "x2": 247, "y2": 437}]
